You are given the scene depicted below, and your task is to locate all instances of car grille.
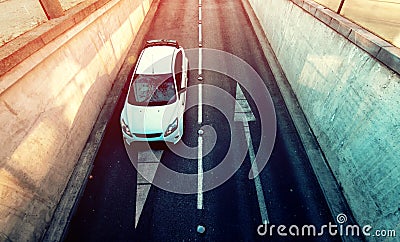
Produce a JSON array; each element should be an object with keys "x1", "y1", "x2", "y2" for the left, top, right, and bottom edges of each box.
[{"x1": 134, "y1": 133, "x2": 162, "y2": 138}]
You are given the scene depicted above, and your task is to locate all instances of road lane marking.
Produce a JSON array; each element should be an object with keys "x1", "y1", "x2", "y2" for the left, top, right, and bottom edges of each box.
[
  {"x1": 135, "y1": 149, "x2": 163, "y2": 227},
  {"x1": 235, "y1": 83, "x2": 269, "y2": 224},
  {"x1": 135, "y1": 184, "x2": 151, "y2": 227},
  {"x1": 198, "y1": 45, "x2": 203, "y2": 75},
  {"x1": 198, "y1": 0, "x2": 202, "y2": 47},
  {"x1": 197, "y1": 135, "x2": 204, "y2": 209},
  {"x1": 197, "y1": 0, "x2": 204, "y2": 210},
  {"x1": 198, "y1": 5, "x2": 202, "y2": 46},
  {"x1": 198, "y1": 83, "x2": 203, "y2": 124},
  {"x1": 234, "y1": 83, "x2": 256, "y2": 122},
  {"x1": 198, "y1": 23, "x2": 203, "y2": 47},
  {"x1": 138, "y1": 149, "x2": 163, "y2": 162},
  {"x1": 199, "y1": 5, "x2": 202, "y2": 22},
  {"x1": 245, "y1": 125, "x2": 269, "y2": 224},
  {"x1": 197, "y1": 5, "x2": 203, "y2": 124}
]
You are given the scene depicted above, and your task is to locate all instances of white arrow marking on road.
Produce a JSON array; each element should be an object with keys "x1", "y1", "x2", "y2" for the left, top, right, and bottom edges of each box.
[
  {"x1": 234, "y1": 83, "x2": 269, "y2": 224},
  {"x1": 135, "y1": 149, "x2": 163, "y2": 228},
  {"x1": 234, "y1": 83, "x2": 256, "y2": 122}
]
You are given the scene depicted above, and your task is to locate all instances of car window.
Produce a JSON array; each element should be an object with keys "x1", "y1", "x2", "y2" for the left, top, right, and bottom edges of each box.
[
  {"x1": 174, "y1": 51, "x2": 183, "y2": 90},
  {"x1": 128, "y1": 74, "x2": 177, "y2": 106}
]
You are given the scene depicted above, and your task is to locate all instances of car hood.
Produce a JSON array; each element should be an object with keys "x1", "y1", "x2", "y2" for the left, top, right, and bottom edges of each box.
[{"x1": 122, "y1": 101, "x2": 179, "y2": 134}]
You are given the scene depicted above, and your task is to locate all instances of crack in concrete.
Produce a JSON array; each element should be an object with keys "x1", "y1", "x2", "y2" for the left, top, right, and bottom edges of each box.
[{"x1": 2, "y1": 100, "x2": 18, "y2": 116}]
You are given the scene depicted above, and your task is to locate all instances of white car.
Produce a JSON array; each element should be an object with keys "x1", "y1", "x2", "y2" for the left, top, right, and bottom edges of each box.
[{"x1": 120, "y1": 40, "x2": 188, "y2": 144}]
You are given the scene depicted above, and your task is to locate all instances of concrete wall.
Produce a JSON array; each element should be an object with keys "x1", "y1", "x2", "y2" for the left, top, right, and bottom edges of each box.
[
  {"x1": 247, "y1": 0, "x2": 400, "y2": 237},
  {"x1": 0, "y1": 0, "x2": 152, "y2": 240}
]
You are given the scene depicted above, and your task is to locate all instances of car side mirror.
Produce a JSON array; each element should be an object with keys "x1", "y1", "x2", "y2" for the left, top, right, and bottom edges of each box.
[{"x1": 179, "y1": 87, "x2": 187, "y2": 94}]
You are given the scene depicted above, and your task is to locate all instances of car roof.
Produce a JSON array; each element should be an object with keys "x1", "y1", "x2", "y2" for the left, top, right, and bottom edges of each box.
[{"x1": 136, "y1": 46, "x2": 176, "y2": 75}]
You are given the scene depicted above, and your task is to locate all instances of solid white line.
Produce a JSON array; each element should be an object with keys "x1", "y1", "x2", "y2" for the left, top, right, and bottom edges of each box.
[
  {"x1": 244, "y1": 124, "x2": 269, "y2": 224},
  {"x1": 198, "y1": 83, "x2": 203, "y2": 124},
  {"x1": 197, "y1": 135, "x2": 204, "y2": 209}
]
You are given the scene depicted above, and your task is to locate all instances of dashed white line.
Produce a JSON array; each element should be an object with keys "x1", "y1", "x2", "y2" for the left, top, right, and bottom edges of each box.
[
  {"x1": 198, "y1": 23, "x2": 203, "y2": 47},
  {"x1": 197, "y1": 0, "x2": 204, "y2": 211},
  {"x1": 197, "y1": 10, "x2": 203, "y2": 124},
  {"x1": 199, "y1": 6, "x2": 202, "y2": 21},
  {"x1": 198, "y1": 83, "x2": 203, "y2": 124},
  {"x1": 198, "y1": 37, "x2": 203, "y2": 75}
]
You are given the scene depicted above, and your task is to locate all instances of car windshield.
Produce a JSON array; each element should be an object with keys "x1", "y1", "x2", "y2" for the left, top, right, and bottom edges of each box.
[{"x1": 128, "y1": 74, "x2": 176, "y2": 106}]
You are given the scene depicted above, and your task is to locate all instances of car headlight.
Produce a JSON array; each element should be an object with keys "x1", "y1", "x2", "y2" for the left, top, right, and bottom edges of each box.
[
  {"x1": 164, "y1": 118, "x2": 178, "y2": 137},
  {"x1": 121, "y1": 118, "x2": 133, "y2": 137}
]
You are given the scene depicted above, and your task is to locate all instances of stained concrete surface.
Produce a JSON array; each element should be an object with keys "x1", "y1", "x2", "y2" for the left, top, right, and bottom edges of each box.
[
  {"x1": 248, "y1": 0, "x2": 400, "y2": 239},
  {"x1": 0, "y1": 0, "x2": 85, "y2": 45},
  {"x1": 314, "y1": 0, "x2": 400, "y2": 47}
]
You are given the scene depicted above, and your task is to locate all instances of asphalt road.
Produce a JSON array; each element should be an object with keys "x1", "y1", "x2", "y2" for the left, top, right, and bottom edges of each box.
[{"x1": 64, "y1": 0, "x2": 342, "y2": 241}]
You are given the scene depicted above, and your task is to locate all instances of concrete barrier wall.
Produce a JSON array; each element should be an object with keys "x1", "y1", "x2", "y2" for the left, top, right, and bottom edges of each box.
[
  {"x1": 0, "y1": 0, "x2": 152, "y2": 240},
  {"x1": 247, "y1": 0, "x2": 400, "y2": 236}
]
